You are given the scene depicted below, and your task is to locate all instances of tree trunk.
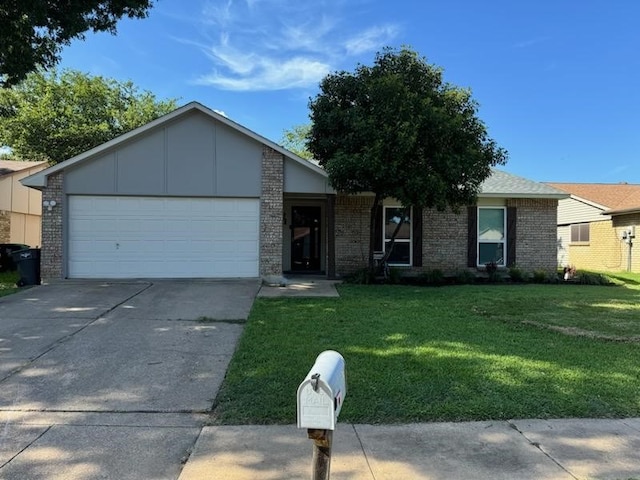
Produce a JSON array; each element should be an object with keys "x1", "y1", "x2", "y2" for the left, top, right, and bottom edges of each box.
[
  {"x1": 368, "y1": 193, "x2": 383, "y2": 270},
  {"x1": 381, "y1": 206, "x2": 409, "y2": 265}
]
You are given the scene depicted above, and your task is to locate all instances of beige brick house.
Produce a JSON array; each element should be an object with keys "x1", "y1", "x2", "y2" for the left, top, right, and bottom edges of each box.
[
  {"x1": 21, "y1": 102, "x2": 566, "y2": 282},
  {"x1": 0, "y1": 160, "x2": 48, "y2": 246},
  {"x1": 547, "y1": 182, "x2": 640, "y2": 273}
]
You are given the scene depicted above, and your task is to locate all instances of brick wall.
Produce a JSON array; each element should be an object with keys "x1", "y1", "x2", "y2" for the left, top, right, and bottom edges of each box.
[
  {"x1": 422, "y1": 208, "x2": 468, "y2": 272},
  {"x1": 40, "y1": 171, "x2": 64, "y2": 281},
  {"x1": 334, "y1": 196, "x2": 560, "y2": 276},
  {"x1": 260, "y1": 146, "x2": 283, "y2": 277},
  {"x1": 612, "y1": 213, "x2": 640, "y2": 273},
  {"x1": 0, "y1": 211, "x2": 9, "y2": 243},
  {"x1": 567, "y1": 215, "x2": 639, "y2": 272},
  {"x1": 507, "y1": 198, "x2": 558, "y2": 272},
  {"x1": 335, "y1": 194, "x2": 374, "y2": 274}
]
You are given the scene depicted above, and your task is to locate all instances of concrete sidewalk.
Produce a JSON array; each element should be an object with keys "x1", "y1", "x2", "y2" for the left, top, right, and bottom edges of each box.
[{"x1": 179, "y1": 419, "x2": 640, "y2": 480}]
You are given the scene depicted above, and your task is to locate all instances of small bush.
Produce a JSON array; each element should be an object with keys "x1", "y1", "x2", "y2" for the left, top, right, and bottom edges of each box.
[
  {"x1": 418, "y1": 269, "x2": 445, "y2": 286},
  {"x1": 387, "y1": 267, "x2": 403, "y2": 285},
  {"x1": 508, "y1": 266, "x2": 525, "y2": 282},
  {"x1": 576, "y1": 272, "x2": 614, "y2": 286},
  {"x1": 485, "y1": 261, "x2": 498, "y2": 275},
  {"x1": 487, "y1": 270, "x2": 504, "y2": 283},
  {"x1": 344, "y1": 268, "x2": 375, "y2": 284},
  {"x1": 531, "y1": 270, "x2": 547, "y2": 284},
  {"x1": 455, "y1": 269, "x2": 477, "y2": 284}
]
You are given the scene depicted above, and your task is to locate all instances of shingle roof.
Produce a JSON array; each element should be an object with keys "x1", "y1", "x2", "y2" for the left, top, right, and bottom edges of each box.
[
  {"x1": 545, "y1": 182, "x2": 640, "y2": 213},
  {"x1": 0, "y1": 160, "x2": 48, "y2": 177},
  {"x1": 480, "y1": 169, "x2": 567, "y2": 198}
]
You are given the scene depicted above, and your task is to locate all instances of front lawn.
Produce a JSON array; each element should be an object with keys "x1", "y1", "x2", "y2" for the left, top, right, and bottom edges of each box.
[{"x1": 213, "y1": 278, "x2": 640, "y2": 424}]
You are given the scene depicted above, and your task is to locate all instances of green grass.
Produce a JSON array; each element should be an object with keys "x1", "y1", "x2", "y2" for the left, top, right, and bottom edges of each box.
[
  {"x1": 213, "y1": 277, "x2": 640, "y2": 425},
  {"x1": 0, "y1": 270, "x2": 19, "y2": 297}
]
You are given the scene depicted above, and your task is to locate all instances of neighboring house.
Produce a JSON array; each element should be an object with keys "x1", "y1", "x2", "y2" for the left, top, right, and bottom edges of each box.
[
  {"x1": 546, "y1": 182, "x2": 640, "y2": 273},
  {"x1": 21, "y1": 102, "x2": 566, "y2": 282},
  {"x1": 0, "y1": 160, "x2": 48, "y2": 246}
]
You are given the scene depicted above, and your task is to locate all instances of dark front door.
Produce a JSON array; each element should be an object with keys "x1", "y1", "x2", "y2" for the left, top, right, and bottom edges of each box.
[{"x1": 291, "y1": 206, "x2": 321, "y2": 271}]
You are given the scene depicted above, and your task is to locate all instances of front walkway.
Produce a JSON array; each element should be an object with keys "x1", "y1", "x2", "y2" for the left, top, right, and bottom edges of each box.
[{"x1": 257, "y1": 276, "x2": 341, "y2": 298}]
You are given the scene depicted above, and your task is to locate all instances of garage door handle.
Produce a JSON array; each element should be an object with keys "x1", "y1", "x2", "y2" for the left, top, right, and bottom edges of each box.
[{"x1": 116, "y1": 243, "x2": 120, "y2": 249}]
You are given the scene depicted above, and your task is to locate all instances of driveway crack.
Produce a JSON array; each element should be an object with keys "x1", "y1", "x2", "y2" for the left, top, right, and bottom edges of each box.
[
  {"x1": 0, "y1": 282, "x2": 153, "y2": 383},
  {"x1": 352, "y1": 424, "x2": 377, "y2": 480},
  {"x1": 0, "y1": 425, "x2": 52, "y2": 470},
  {"x1": 507, "y1": 420, "x2": 579, "y2": 479}
]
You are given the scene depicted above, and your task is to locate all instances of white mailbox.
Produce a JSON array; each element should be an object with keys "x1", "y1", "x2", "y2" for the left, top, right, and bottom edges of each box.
[{"x1": 297, "y1": 350, "x2": 346, "y2": 431}]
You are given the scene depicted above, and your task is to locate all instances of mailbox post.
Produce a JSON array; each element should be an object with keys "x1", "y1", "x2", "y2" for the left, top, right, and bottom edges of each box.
[{"x1": 297, "y1": 350, "x2": 346, "y2": 480}]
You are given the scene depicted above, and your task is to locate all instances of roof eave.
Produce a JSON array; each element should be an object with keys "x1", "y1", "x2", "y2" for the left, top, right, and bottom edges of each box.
[
  {"x1": 478, "y1": 193, "x2": 568, "y2": 199},
  {"x1": 603, "y1": 206, "x2": 640, "y2": 215}
]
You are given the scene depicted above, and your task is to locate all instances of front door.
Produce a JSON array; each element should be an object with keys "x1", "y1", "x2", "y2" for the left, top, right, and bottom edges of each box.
[{"x1": 290, "y1": 206, "x2": 321, "y2": 271}]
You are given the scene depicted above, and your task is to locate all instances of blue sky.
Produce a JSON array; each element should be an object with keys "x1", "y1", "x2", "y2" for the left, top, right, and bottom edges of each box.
[{"x1": 58, "y1": 0, "x2": 640, "y2": 184}]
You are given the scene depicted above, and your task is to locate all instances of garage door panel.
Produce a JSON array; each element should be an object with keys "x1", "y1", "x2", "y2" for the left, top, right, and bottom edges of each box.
[{"x1": 68, "y1": 196, "x2": 260, "y2": 278}]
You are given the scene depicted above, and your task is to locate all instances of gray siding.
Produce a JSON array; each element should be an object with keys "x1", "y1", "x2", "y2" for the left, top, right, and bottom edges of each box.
[
  {"x1": 215, "y1": 122, "x2": 262, "y2": 196},
  {"x1": 284, "y1": 158, "x2": 331, "y2": 194},
  {"x1": 65, "y1": 111, "x2": 262, "y2": 197},
  {"x1": 557, "y1": 197, "x2": 609, "y2": 225}
]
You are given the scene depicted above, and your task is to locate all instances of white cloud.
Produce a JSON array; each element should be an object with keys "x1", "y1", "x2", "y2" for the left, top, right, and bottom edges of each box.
[
  {"x1": 196, "y1": 56, "x2": 331, "y2": 91},
  {"x1": 213, "y1": 109, "x2": 228, "y2": 117},
  {"x1": 187, "y1": 0, "x2": 400, "y2": 91},
  {"x1": 345, "y1": 25, "x2": 400, "y2": 56}
]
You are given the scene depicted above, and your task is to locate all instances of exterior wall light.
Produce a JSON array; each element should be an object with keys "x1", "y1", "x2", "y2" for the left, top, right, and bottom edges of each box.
[{"x1": 43, "y1": 200, "x2": 57, "y2": 211}]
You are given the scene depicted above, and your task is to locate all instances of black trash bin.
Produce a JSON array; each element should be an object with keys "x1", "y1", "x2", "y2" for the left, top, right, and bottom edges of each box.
[
  {"x1": 0, "y1": 243, "x2": 30, "y2": 272},
  {"x1": 11, "y1": 248, "x2": 41, "y2": 286}
]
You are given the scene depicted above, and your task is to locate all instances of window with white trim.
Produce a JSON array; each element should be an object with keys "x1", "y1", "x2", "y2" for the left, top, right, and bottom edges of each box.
[
  {"x1": 383, "y1": 206, "x2": 412, "y2": 266},
  {"x1": 477, "y1": 207, "x2": 506, "y2": 266}
]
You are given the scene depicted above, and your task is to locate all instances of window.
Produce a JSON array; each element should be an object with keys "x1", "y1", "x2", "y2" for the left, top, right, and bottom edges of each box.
[
  {"x1": 570, "y1": 223, "x2": 589, "y2": 242},
  {"x1": 477, "y1": 207, "x2": 506, "y2": 266},
  {"x1": 383, "y1": 206, "x2": 412, "y2": 266}
]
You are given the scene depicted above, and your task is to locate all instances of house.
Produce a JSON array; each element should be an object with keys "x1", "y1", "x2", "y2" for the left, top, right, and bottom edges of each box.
[
  {"x1": 0, "y1": 160, "x2": 48, "y2": 246},
  {"x1": 21, "y1": 102, "x2": 566, "y2": 282},
  {"x1": 546, "y1": 182, "x2": 640, "y2": 273}
]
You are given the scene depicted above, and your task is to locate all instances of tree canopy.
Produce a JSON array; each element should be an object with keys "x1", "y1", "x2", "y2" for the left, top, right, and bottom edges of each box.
[
  {"x1": 0, "y1": 69, "x2": 177, "y2": 164},
  {"x1": 308, "y1": 46, "x2": 508, "y2": 267},
  {"x1": 280, "y1": 124, "x2": 313, "y2": 160},
  {"x1": 0, "y1": 0, "x2": 154, "y2": 87}
]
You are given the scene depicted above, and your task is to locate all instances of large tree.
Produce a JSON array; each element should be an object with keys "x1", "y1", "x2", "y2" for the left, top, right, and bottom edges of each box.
[
  {"x1": 0, "y1": 69, "x2": 177, "y2": 163},
  {"x1": 0, "y1": 0, "x2": 154, "y2": 87},
  {"x1": 308, "y1": 47, "x2": 508, "y2": 269},
  {"x1": 280, "y1": 124, "x2": 313, "y2": 160}
]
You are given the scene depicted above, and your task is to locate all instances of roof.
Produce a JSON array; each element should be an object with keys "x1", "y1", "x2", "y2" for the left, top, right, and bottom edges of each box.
[
  {"x1": 21, "y1": 101, "x2": 326, "y2": 189},
  {"x1": 0, "y1": 160, "x2": 48, "y2": 177},
  {"x1": 19, "y1": 101, "x2": 559, "y2": 201},
  {"x1": 480, "y1": 169, "x2": 567, "y2": 198},
  {"x1": 546, "y1": 182, "x2": 640, "y2": 215}
]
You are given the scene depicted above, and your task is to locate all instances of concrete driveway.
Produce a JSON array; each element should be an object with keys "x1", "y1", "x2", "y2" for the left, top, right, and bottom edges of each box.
[{"x1": 0, "y1": 279, "x2": 260, "y2": 479}]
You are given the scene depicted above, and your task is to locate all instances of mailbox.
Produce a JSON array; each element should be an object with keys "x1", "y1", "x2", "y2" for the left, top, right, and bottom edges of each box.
[{"x1": 297, "y1": 350, "x2": 346, "y2": 431}]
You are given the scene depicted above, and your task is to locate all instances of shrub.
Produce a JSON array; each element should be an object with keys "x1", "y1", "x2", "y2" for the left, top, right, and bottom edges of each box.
[
  {"x1": 484, "y1": 261, "x2": 498, "y2": 275},
  {"x1": 455, "y1": 269, "x2": 476, "y2": 284},
  {"x1": 418, "y1": 269, "x2": 445, "y2": 286},
  {"x1": 387, "y1": 267, "x2": 403, "y2": 285},
  {"x1": 531, "y1": 270, "x2": 547, "y2": 284},
  {"x1": 487, "y1": 269, "x2": 504, "y2": 283},
  {"x1": 576, "y1": 272, "x2": 614, "y2": 286},
  {"x1": 508, "y1": 266, "x2": 525, "y2": 282},
  {"x1": 344, "y1": 267, "x2": 375, "y2": 284}
]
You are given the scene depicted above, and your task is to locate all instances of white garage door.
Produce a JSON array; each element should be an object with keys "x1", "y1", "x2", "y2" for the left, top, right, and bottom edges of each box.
[{"x1": 68, "y1": 196, "x2": 259, "y2": 278}]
